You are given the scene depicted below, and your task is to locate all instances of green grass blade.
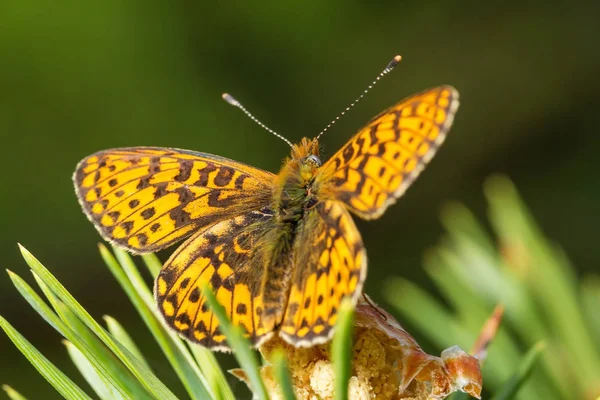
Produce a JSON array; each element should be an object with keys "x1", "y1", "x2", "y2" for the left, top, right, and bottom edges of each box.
[
  {"x1": 189, "y1": 345, "x2": 236, "y2": 400},
  {"x1": 0, "y1": 316, "x2": 92, "y2": 400},
  {"x1": 271, "y1": 349, "x2": 296, "y2": 400},
  {"x1": 581, "y1": 276, "x2": 600, "y2": 346},
  {"x1": 441, "y1": 202, "x2": 497, "y2": 255},
  {"x1": 485, "y1": 176, "x2": 600, "y2": 397},
  {"x1": 103, "y1": 316, "x2": 151, "y2": 369},
  {"x1": 384, "y1": 278, "x2": 469, "y2": 346},
  {"x1": 7, "y1": 270, "x2": 136, "y2": 398},
  {"x1": 332, "y1": 299, "x2": 353, "y2": 400},
  {"x1": 4, "y1": 272, "x2": 62, "y2": 334},
  {"x1": 202, "y1": 283, "x2": 269, "y2": 400},
  {"x1": 424, "y1": 252, "x2": 526, "y2": 389},
  {"x1": 102, "y1": 245, "x2": 213, "y2": 399},
  {"x1": 446, "y1": 392, "x2": 469, "y2": 400},
  {"x1": 31, "y1": 272, "x2": 151, "y2": 398},
  {"x1": 424, "y1": 249, "x2": 491, "y2": 330},
  {"x1": 490, "y1": 341, "x2": 546, "y2": 400},
  {"x1": 111, "y1": 248, "x2": 155, "y2": 307},
  {"x1": 141, "y1": 253, "x2": 162, "y2": 278},
  {"x1": 64, "y1": 340, "x2": 124, "y2": 400},
  {"x1": 18, "y1": 244, "x2": 178, "y2": 400},
  {"x1": 2, "y1": 385, "x2": 28, "y2": 400}
]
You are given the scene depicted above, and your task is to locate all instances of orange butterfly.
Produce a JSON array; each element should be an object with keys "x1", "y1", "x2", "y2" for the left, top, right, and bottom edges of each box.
[{"x1": 74, "y1": 57, "x2": 459, "y2": 350}]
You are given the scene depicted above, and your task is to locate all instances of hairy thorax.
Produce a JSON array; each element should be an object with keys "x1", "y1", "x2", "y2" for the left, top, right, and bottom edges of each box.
[{"x1": 275, "y1": 138, "x2": 322, "y2": 222}]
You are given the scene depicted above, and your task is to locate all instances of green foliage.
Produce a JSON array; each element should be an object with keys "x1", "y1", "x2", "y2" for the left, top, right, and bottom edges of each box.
[
  {"x1": 0, "y1": 316, "x2": 91, "y2": 400},
  {"x1": 271, "y1": 350, "x2": 296, "y2": 400},
  {"x1": 332, "y1": 299, "x2": 354, "y2": 400},
  {"x1": 100, "y1": 245, "x2": 212, "y2": 399},
  {"x1": 489, "y1": 341, "x2": 547, "y2": 400},
  {"x1": 2, "y1": 385, "x2": 28, "y2": 400},
  {"x1": 1, "y1": 176, "x2": 598, "y2": 399},
  {"x1": 386, "y1": 176, "x2": 600, "y2": 400}
]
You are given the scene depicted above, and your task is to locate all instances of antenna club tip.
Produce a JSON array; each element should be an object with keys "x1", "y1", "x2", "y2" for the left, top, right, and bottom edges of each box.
[
  {"x1": 222, "y1": 93, "x2": 239, "y2": 106},
  {"x1": 385, "y1": 55, "x2": 402, "y2": 71}
]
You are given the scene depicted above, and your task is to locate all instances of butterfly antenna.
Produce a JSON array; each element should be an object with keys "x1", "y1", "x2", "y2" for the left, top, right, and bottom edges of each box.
[
  {"x1": 310, "y1": 55, "x2": 402, "y2": 152},
  {"x1": 222, "y1": 93, "x2": 294, "y2": 148}
]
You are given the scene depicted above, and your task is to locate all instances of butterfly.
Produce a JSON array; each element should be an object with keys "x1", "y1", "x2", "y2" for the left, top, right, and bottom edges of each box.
[{"x1": 73, "y1": 82, "x2": 458, "y2": 351}]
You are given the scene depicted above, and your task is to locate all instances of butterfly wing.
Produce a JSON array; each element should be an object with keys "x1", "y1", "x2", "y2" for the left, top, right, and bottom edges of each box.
[
  {"x1": 73, "y1": 147, "x2": 274, "y2": 253},
  {"x1": 155, "y1": 207, "x2": 276, "y2": 350},
  {"x1": 319, "y1": 86, "x2": 459, "y2": 219},
  {"x1": 279, "y1": 200, "x2": 366, "y2": 347}
]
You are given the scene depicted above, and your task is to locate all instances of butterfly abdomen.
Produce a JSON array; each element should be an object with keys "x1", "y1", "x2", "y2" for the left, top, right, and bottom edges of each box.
[
  {"x1": 258, "y1": 221, "x2": 295, "y2": 327},
  {"x1": 258, "y1": 140, "x2": 324, "y2": 328}
]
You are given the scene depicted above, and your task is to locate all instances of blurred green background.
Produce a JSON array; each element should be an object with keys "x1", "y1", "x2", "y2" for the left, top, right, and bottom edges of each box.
[{"x1": 1, "y1": 0, "x2": 599, "y2": 398}]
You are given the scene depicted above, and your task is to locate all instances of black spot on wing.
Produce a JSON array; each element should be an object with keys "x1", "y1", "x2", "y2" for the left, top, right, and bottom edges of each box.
[
  {"x1": 154, "y1": 182, "x2": 168, "y2": 199},
  {"x1": 189, "y1": 287, "x2": 200, "y2": 303},
  {"x1": 174, "y1": 187, "x2": 194, "y2": 204},
  {"x1": 210, "y1": 273, "x2": 222, "y2": 288},
  {"x1": 207, "y1": 191, "x2": 236, "y2": 207},
  {"x1": 170, "y1": 209, "x2": 192, "y2": 228},
  {"x1": 121, "y1": 221, "x2": 134, "y2": 235},
  {"x1": 141, "y1": 207, "x2": 156, "y2": 220},
  {"x1": 236, "y1": 303, "x2": 247, "y2": 315},
  {"x1": 137, "y1": 233, "x2": 148, "y2": 246},
  {"x1": 195, "y1": 320, "x2": 208, "y2": 333},
  {"x1": 181, "y1": 277, "x2": 191, "y2": 289},
  {"x1": 234, "y1": 174, "x2": 248, "y2": 189},
  {"x1": 137, "y1": 176, "x2": 150, "y2": 190},
  {"x1": 194, "y1": 163, "x2": 217, "y2": 186},
  {"x1": 214, "y1": 166, "x2": 234, "y2": 187},
  {"x1": 149, "y1": 156, "x2": 161, "y2": 174},
  {"x1": 175, "y1": 312, "x2": 191, "y2": 326},
  {"x1": 342, "y1": 143, "x2": 355, "y2": 163},
  {"x1": 175, "y1": 160, "x2": 193, "y2": 182},
  {"x1": 107, "y1": 211, "x2": 120, "y2": 222}
]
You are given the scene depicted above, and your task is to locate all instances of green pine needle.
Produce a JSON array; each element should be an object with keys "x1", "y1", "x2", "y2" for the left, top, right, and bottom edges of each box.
[
  {"x1": 332, "y1": 298, "x2": 354, "y2": 400},
  {"x1": 271, "y1": 350, "x2": 296, "y2": 400},
  {"x1": 0, "y1": 316, "x2": 92, "y2": 400},
  {"x1": 2, "y1": 385, "x2": 28, "y2": 400},
  {"x1": 490, "y1": 342, "x2": 547, "y2": 400}
]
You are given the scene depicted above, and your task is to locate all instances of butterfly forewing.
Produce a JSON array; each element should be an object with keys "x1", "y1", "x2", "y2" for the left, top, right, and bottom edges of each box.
[
  {"x1": 73, "y1": 147, "x2": 274, "y2": 254},
  {"x1": 279, "y1": 201, "x2": 366, "y2": 347},
  {"x1": 154, "y1": 208, "x2": 276, "y2": 350},
  {"x1": 319, "y1": 86, "x2": 459, "y2": 219}
]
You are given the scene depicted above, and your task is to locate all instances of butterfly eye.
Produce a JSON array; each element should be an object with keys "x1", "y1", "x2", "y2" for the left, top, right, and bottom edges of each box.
[{"x1": 305, "y1": 154, "x2": 322, "y2": 167}]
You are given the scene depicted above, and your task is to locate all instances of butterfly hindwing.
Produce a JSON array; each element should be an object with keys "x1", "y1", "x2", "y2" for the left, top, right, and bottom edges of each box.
[
  {"x1": 279, "y1": 200, "x2": 366, "y2": 346},
  {"x1": 74, "y1": 147, "x2": 274, "y2": 253},
  {"x1": 319, "y1": 86, "x2": 459, "y2": 219},
  {"x1": 154, "y1": 208, "x2": 277, "y2": 350}
]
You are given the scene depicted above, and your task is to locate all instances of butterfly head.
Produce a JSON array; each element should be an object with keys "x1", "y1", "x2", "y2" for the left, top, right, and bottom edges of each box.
[
  {"x1": 304, "y1": 154, "x2": 322, "y2": 168},
  {"x1": 290, "y1": 137, "x2": 322, "y2": 182}
]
